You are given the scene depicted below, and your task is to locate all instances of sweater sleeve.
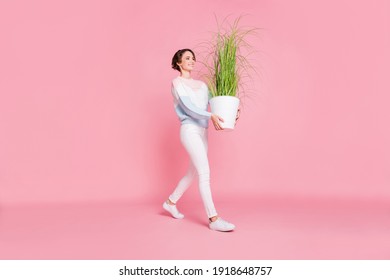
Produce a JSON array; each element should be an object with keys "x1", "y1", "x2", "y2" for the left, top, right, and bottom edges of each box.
[{"x1": 172, "y1": 82, "x2": 212, "y2": 120}]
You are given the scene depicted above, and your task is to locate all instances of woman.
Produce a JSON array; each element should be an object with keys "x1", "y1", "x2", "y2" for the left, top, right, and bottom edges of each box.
[{"x1": 163, "y1": 49, "x2": 238, "y2": 232}]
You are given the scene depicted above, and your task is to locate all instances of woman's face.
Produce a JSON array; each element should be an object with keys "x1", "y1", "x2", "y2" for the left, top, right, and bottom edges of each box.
[{"x1": 177, "y1": 51, "x2": 195, "y2": 72}]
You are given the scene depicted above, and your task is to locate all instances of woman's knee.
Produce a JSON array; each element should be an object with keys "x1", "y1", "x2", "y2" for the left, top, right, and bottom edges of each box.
[{"x1": 197, "y1": 168, "x2": 210, "y2": 179}]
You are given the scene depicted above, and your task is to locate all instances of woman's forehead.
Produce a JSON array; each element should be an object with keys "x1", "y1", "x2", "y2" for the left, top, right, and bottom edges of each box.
[{"x1": 183, "y1": 51, "x2": 194, "y2": 57}]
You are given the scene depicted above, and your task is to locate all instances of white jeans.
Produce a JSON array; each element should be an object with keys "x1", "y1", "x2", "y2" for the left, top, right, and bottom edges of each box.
[{"x1": 169, "y1": 124, "x2": 218, "y2": 218}]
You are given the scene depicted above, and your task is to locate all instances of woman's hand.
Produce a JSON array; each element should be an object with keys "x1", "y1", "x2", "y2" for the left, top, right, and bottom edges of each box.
[
  {"x1": 235, "y1": 108, "x2": 241, "y2": 125},
  {"x1": 211, "y1": 114, "x2": 224, "y2": 130}
]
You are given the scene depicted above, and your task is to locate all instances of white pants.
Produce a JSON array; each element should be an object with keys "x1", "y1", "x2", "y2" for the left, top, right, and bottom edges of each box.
[{"x1": 169, "y1": 124, "x2": 218, "y2": 218}]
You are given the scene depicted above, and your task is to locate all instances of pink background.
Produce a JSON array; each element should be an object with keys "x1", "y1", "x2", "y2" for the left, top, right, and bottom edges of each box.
[{"x1": 0, "y1": 0, "x2": 389, "y2": 259}]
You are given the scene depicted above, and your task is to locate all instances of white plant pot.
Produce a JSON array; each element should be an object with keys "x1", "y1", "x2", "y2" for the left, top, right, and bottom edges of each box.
[{"x1": 209, "y1": 96, "x2": 240, "y2": 131}]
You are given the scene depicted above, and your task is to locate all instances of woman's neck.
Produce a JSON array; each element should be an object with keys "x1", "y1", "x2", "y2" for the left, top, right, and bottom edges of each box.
[{"x1": 180, "y1": 70, "x2": 192, "y2": 79}]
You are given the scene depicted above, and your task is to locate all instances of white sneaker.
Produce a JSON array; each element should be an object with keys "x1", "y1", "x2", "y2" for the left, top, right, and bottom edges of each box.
[
  {"x1": 209, "y1": 218, "x2": 235, "y2": 232},
  {"x1": 163, "y1": 201, "x2": 184, "y2": 219}
]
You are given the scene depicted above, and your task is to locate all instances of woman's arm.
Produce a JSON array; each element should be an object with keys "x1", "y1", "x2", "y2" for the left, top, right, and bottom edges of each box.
[
  {"x1": 172, "y1": 81, "x2": 224, "y2": 129},
  {"x1": 177, "y1": 95, "x2": 212, "y2": 120}
]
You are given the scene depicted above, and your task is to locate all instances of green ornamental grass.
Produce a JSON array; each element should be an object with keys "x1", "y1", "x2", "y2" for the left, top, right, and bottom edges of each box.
[{"x1": 203, "y1": 16, "x2": 258, "y2": 99}]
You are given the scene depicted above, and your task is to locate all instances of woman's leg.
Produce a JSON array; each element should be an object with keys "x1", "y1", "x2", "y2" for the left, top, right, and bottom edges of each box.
[
  {"x1": 181, "y1": 125, "x2": 235, "y2": 231},
  {"x1": 168, "y1": 162, "x2": 196, "y2": 203},
  {"x1": 179, "y1": 124, "x2": 218, "y2": 218},
  {"x1": 165, "y1": 124, "x2": 235, "y2": 231}
]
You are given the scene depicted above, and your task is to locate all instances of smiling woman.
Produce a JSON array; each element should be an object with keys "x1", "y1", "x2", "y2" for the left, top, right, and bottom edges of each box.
[
  {"x1": 171, "y1": 49, "x2": 196, "y2": 73},
  {"x1": 162, "y1": 49, "x2": 239, "y2": 232}
]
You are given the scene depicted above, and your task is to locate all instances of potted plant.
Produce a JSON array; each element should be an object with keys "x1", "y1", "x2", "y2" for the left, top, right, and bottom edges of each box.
[{"x1": 201, "y1": 16, "x2": 258, "y2": 130}]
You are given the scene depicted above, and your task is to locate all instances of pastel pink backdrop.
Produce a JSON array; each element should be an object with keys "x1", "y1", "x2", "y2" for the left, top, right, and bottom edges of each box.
[
  {"x1": 1, "y1": 0, "x2": 389, "y2": 206},
  {"x1": 1, "y1": 0, "x2": 390, "y2": 260}
]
